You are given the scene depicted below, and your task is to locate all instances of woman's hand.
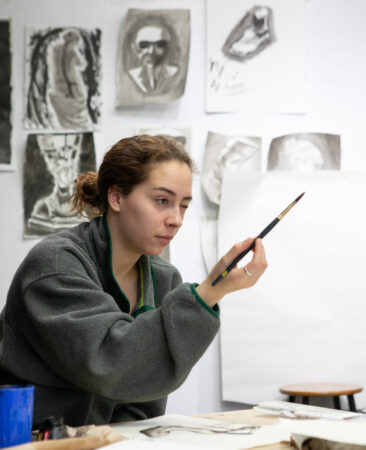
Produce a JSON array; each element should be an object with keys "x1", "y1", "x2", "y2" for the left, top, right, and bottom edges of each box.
[{"x1": 196, "y1": 238, "x2": 268, "y2": 308}]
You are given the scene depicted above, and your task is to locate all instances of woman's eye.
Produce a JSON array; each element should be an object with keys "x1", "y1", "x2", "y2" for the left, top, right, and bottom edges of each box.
[
  {"x1": 180, "y1": 204, "x2": 189, "y2": 210},
  {"x1": 157, "y1": 198, "x2": 168, "y2": 205}
]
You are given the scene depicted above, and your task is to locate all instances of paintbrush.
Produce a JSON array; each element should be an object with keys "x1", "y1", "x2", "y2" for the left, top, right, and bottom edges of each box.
[{"x1": 212, "y1": 192, "x2": 305, "y2": 286}]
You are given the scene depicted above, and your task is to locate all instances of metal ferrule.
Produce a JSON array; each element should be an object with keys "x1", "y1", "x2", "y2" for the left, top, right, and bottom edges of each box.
[{"x1": 278, "y1": 201, "x2": 296, "y2": 220}]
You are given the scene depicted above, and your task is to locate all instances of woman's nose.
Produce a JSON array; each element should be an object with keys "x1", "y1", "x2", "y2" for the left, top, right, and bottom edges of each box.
[{"x1": 167, "y1": 208, "x2": 183, "y2": 228}]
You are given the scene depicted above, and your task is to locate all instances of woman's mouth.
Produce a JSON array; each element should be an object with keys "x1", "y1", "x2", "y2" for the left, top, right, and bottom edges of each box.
[{"x1": 156, "y1": 236, "x2": 173, "y2": 245}]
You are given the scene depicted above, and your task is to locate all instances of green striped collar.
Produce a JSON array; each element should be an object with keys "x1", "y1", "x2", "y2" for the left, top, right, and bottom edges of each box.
[{"x1": 102, "y1": 214, "x2": 156, "y2": 316}]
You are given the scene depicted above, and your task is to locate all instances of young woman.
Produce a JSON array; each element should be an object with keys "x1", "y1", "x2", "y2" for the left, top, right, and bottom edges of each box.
[{"x1": 0, "y1": 135, "x2": 267, "y2": 427}]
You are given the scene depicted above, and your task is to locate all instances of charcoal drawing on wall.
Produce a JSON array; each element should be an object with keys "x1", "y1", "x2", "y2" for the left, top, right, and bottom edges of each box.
[
  {"x1": 222, "y1": 6, "x2": 275, "y2": 62},
  {"x1": 267, "y1": 133, "x2": 341, "y2": 171},
  {"x1": 23, "y1": 133, "x2": 96, "y2": 238},
  {"x1": 25, "y1": 26, "x2": 102, "y2": 130},
  {"x1": 0, "y1": 20, "x2": 11, "y2": 166},
  {"x1": 116, "y1": 9, "x2": 190, "y2": 106},
  {"x1": 207, "y1": 0, "x2": 306, "y2": 113},
  {"x1": 202, "y1": 131, "x2": 261, "y2": 205},
  {"x1": 137, "y1": 126, "x2": 191, "y2": 154}
]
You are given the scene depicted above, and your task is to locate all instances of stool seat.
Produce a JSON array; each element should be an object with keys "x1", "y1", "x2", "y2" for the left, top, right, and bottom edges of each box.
[
  {"x1": 279, "y1": 383, "x2": 363, "y2": 412},
  {"x1": 280, "y1": 383, "x2": 363, "y2": 397}
]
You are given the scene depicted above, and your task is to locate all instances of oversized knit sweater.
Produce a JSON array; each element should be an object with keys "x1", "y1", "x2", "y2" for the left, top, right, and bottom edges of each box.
[{"x1": 0, "y1": 216, "x2": 220, "y2": 427}]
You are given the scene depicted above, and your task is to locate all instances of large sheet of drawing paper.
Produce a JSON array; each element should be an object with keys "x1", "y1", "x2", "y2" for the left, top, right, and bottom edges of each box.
[
  {"x1": 218, "y1": 170, "x2": 366, "y2": 406},
  {"x1": 111, "y1": 414, "x2": 290, "y2": 449},
  {"x1": 206, "y1": 0, "x2": 306, "y2": 113}
]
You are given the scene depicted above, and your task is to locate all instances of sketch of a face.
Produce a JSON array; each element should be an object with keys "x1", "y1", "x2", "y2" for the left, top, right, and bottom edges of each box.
[
  {"x1": 134, "y1": 26, "x2": 170, "y2": 68},
  {"x1": 277, "y1": 138, "x2": 324, "y2": 171},
  {"x1": 127, "y1": 21, "x2": 179, "y2": 94},
  {"x1": 203, "y1": 135, "x2": 261, "y2": 205},
  {"x1": 118, "y1": 9, "x2": 190, "y2": 105},
  {"x1": 222, "y1": 6, "x2": 275, "y2": 62}
]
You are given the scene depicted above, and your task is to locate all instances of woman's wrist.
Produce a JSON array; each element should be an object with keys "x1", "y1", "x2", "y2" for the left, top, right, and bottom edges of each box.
[{"x1": 195, "y1": 279, "x2": 223, "y2": 308}]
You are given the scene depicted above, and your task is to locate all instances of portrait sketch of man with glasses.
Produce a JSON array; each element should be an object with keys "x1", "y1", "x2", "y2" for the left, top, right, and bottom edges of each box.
[{"x1": 116, "y1": 9, "x2": 190, "y2": 105}]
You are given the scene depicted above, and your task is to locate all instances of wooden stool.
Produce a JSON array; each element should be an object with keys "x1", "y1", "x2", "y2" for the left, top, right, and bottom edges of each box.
[{"x1": 279, "y1": 383, "x2": 363, "y2": 411}]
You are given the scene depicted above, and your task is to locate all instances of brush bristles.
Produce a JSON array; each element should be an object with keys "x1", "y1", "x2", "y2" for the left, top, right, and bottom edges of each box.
[{"x1": 295, "y1": 192, "x2": 305, "y2": 202}]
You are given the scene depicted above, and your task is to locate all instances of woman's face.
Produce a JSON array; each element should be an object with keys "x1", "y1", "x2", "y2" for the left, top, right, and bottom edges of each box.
[{"x1": 114, "y1": 160, "x2": 192, "y2": 256}]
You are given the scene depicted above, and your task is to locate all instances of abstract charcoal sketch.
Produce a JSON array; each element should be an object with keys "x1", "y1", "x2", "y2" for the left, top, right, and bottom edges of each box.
[
  {"x1": 0, "y1": 20, "x2": 11, "y2": 166},
  {"x1": 25, "y1": 26, "x2": 101, "y2": 131}
]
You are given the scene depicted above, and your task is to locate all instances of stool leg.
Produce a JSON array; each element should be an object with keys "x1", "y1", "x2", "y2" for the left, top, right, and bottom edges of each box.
[
  {"x1": 289, "y1": 395, "x2": 295, "y2": 403},
  {"x1": 333, "y1": 396, "x2": 341, "y2": 409},
  {"x1": 347, "y1": 394, "x2": 356, "y2": 412},
  {"x1": 302, "y1": 396, "x2": 309, "y2": 405}
]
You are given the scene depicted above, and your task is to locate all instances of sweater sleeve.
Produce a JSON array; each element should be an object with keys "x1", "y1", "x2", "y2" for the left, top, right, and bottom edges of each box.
[{"x1": 17, "y1": 244, "x2": 220, "y2": 404}]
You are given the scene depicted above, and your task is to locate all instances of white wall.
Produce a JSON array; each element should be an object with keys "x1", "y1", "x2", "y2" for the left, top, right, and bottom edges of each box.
[{"x1": 1, "y1": 0, "x2": 366, "y2": 416}]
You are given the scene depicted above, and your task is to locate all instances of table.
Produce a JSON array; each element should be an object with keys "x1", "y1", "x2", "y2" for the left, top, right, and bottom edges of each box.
[
  {"x1": 11, "y1": 409, "x2": 292, "y2": 450},
  {"x1": 12, "y1": 408, "x2": 366, "y2": 449}
]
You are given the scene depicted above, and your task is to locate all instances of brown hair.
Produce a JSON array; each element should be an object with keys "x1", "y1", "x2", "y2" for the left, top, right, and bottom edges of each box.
[{"x1": 71, "y1": 134, "x2": 194, "y2": 217}]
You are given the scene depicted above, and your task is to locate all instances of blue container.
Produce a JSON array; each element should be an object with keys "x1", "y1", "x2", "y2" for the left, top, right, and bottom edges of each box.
[{"x1": 0, "y1": 385, "x2": 34, "y2": 448}]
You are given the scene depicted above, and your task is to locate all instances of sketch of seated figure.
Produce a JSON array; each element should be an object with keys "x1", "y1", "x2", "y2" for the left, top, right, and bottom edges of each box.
[
  {"x1": 48, "y1": 30, "x2": 91, "y2": 129},
  {"x1": 27, "y1": 134, "x2": 86, "y2": 233},
  {"x1": 222, "y1": 6, "x2": 275, "y2": 62},
  {"x1": 202, "y1": 135, "x2": 261, "y2": 205},
  {"x1": 128, "y1": 24, "x2": 178, "y2": 94}
]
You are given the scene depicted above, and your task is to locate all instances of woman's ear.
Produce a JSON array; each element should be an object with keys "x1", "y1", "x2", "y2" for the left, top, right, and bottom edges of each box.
[{"x1": 107, "y1": 186, "x2": 123, "y2": 212}]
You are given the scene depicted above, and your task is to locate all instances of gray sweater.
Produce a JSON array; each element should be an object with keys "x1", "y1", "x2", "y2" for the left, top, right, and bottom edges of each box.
[{"x1": 0, "y1": 216, "x2": 220, "y2": 426}]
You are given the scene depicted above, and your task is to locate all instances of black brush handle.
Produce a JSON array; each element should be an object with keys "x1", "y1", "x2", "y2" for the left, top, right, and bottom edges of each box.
[
  {"x1": 211, "y1": 217, "x2": 279, "y2": 286},
  {"x1": 257, "y1": 217, "x2": 279, "y2": 239}
]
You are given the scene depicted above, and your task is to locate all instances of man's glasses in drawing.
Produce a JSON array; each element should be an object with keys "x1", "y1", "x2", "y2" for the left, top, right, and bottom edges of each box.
[{"x1": 138, "y1": 40, "x2": 168, "y2": 50}]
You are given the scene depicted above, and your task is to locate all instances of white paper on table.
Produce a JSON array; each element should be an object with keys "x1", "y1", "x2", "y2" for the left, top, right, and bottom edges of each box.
[
  {"x1": 206, "y1": 0, "x2": 307, "y2": 113},
  {"x1": 218, "y1": 170, "x2": 366, "y2": 406},
  {"x1": 108, "y1": 414, "x2": 291, "y2": 449},
  {"x1": 281, "y1": 419, "x2": 366, "y2": 447}
]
